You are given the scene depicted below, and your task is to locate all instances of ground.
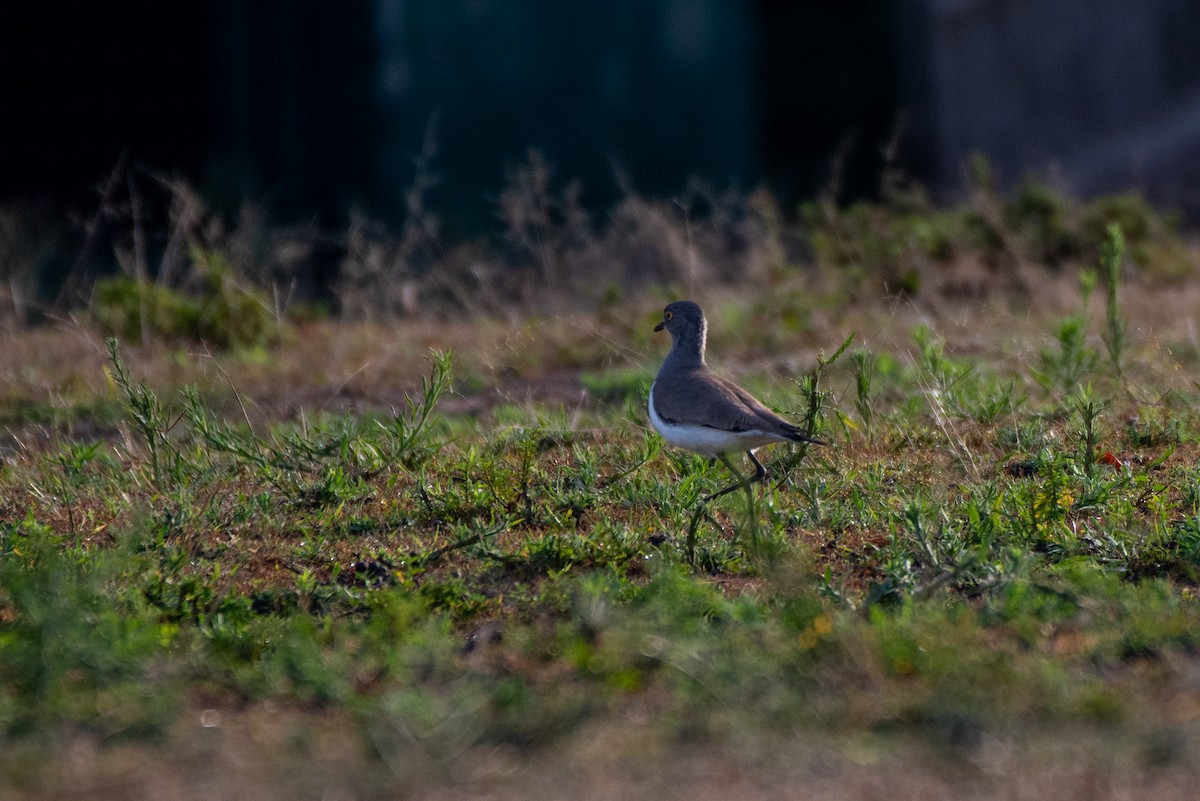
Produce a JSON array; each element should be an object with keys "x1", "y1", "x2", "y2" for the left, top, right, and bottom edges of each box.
[{"x1": 3, "y1": 188, "x2": 1200, "y2": 799}]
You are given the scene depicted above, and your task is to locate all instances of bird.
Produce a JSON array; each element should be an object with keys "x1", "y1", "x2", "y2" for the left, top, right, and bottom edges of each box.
[{"x1": 649, "y1": 300, "x2": 822, "y2": 502}]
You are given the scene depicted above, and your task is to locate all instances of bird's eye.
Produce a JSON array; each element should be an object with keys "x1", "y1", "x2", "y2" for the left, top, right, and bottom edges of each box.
[{"x1": 665, "y1": 311, "x2": 673, "y2": 320}]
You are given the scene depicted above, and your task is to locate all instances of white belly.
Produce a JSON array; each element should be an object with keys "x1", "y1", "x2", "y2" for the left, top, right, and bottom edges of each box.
[{"x1": 648, "y1": 383, "x2": 785, "y2": 457}]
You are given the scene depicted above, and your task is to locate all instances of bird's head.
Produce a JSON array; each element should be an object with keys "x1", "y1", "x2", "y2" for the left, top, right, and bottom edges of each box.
[{"x1": 653, "y1": 300, "x2": 706, "y2": 338}]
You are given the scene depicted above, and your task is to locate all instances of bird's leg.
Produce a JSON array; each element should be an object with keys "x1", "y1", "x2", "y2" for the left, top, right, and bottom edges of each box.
[
  {"x1": 745, "y1": 451, "x2": 768, "y2": 483},
  {"x1": 703, "y1": 451, "x2": 766, "y2": 503},
  {"x1": 703, "y1": 463, "x2": 745, "y2": 502},
  {"x1": 705, "y1": 451, "x2": 762, "y2": 549}
]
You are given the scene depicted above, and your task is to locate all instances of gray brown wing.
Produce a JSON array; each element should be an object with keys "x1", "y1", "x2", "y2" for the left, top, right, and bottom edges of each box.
[{"x1": 653, "y1": 368, "x2": 798, "y2": 436}]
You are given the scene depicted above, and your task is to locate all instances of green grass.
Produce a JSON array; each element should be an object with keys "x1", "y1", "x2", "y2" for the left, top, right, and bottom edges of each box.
[{"x1": 4, "y1": 202, "x2": 1200, "y2": 798}]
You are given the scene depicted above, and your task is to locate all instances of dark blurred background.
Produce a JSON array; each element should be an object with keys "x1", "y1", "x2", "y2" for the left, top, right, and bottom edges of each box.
[{"x1": 5, "y1": 0, "x2": 1200, "y2": 230}]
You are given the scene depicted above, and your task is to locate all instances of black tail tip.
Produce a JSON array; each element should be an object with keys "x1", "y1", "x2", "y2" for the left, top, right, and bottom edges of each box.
[{"x1": 788, "y1": 430, "x2": 826, "y2": 446}]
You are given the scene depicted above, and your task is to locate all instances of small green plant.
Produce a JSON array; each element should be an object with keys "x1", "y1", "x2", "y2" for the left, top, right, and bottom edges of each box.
[
  {"x1": 763, "y1": 328, "x2": 849, "y2": 491},
  {"x1": 1072, "y1": 384, "x2": 1107, "y2": 481},
  {"x1": 1099, "y1": 224, "x2": 1128, "y2": 378},
  {"x1": 1035, "y1": 269, "x2": 1100, "y2": 394},
  {"x1": 850, "y1": 348, "x2": 876, "y2": 438},
  {"x1": 795, "y1": 332, "x2": 855, "y2": 444},
  {"x1": 912, "y1": 325, "x2": 973, "y2": 396},
  {"x1": 106, "y1": 338, "x2": 179, "y2": 487},
  {"x1": 178, "y1": 351, "x2": 452, "y2": 486},
  {"x1": 180, "y1": 386, "x2": 272, "y2": 471},
  {"x1": 377, "y1": 349, "x2": 454, "y2": 470}
]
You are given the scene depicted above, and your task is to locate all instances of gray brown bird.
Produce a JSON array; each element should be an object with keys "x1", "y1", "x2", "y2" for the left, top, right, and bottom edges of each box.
[{"x1": 649, "y1": 300, "x2": 822, "y2": 501}]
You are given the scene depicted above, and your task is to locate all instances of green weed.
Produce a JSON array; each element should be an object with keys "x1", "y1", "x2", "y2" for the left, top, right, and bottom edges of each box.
[
  {"x1": 106, "y1": 338, "x2": 180, "y2": 488},
  {"x1": 1100, "y1": 224, "x2": 1128, "y2": 377}
]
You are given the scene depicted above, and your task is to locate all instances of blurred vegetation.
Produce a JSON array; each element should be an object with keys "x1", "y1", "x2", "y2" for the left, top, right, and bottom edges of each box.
[
  {"x1": 92, "y1": 248, "x2": 277, "y2": 348},
  {"x1": 2, "y1": 152, "x2": 1195, "y2": 344},
  {"x1": 804, "y1": 158, "x2": 1195, "y2": 300}
]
